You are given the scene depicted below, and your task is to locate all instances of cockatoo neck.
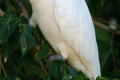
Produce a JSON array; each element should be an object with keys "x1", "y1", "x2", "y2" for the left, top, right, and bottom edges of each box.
[
  {"x1": 29, "y1": 0, "x2": 38, "y2": 5},
  {"x1": 30, "y1": 0, "x2": 55, "y2": 14}
]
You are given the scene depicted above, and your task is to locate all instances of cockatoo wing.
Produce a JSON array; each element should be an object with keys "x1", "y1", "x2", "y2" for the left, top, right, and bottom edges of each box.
[{"x1": 55, "y1": 0, "x2": 101, "y2": 78}]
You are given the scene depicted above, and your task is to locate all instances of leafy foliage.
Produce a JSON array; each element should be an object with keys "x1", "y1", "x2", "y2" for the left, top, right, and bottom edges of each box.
[{"x1": 0, "y1": 0, "x2": 120, "y2": 80}]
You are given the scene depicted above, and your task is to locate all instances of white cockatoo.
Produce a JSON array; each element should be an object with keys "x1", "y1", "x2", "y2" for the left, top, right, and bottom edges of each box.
[{"x1": 29, "y1": 0, "x2": 101, "y2": 79}]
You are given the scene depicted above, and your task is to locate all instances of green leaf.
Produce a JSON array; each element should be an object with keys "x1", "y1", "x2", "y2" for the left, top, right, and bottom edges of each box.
[
  {"x1": 23, "y1": 63, "x2": 41, "y2": 76},
  {"x1": 49, "y1": 62, "x2": 60, "y2": 80},
  {"x1": 72, "y1": 75, "x2": 84, "y2": 80},
  {"x1": 39, "y1": 71, "x2": 48, "y2": 80},
  {"x1": 95, "y1": 26, "x2": 111, "y2": 44},
  {"x1": 1, "y1": 30, "x2": 20, "y2": 58},
  {"x1": 0, "y1": 18, "x2": 19, "y2": 45},
  {"x1": 61, "y1": 63, "x2": 71, "y2": 80},
  {"x1": 20, "y1": 24, "x2": 34, "y2": 56},
  {"x1": 96, "y1": 76, "x2": 107, "y2": 80},
  {"x1": 0, "y1": 77, "x2": 8, "y2": 80},
  {"x1": 78, "y1": 71, "x2": 87, "y2": 78},
  {"x1": 99, "y1": 0, "x2": 106, "y2": 6},
  {"x1": 85, "y1": 0, "x2": 91, "y2": 4},
  {"x1": 68, "y1": 66, "x2": 77, "y2": 77},
  {"x1": 99, "y1": 53, "x2": 111, "y2": 72},
  {"x1": 113, "y1": 78, "x2": 120, "y2": 80},
  {"x1": 0, "y1": 18, "x2": 11, "y2": 37},
  {"x1": 84, "y1": 78, "x2": 90, "y2": 80},
  {"x1": 20, "y1": 16, "x2": 29, "y2": 24},
  {"x1": 35, "y1": 42, "x2": 50, "y2": 58},
  {"x1": 4, "y1": 52, "x2": 23, "y2": 78},
  {"x1": 47, "y1": 76, "x2": 51, "y2": 80},
  {"x1": 62, "y1": 73, "x2": 71, "y2": 80},
  {"x1": 62, "y1": 69, "x2": 71, "y2": 80},
  {"x1": 2, "y1": 10, "x2": 16, "y2": 18}
]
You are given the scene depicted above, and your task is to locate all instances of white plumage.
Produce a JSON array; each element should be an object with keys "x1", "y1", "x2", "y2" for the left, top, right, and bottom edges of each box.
[{"x1": 29, "y1": 0, "x2": 101, "y2": 79}]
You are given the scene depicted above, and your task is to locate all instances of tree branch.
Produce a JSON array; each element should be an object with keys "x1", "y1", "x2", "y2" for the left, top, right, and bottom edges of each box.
[
  {"x1": 94, "y1": 18, "x2": 118, "y2": 26},
  {"x1": 93, "y1": 20, "x2": 120, "y2": 35},
  {"x1": 15, "y1": 0, "x2": 29, "y2": 20},
  {"x1": 33, "y1": 46, "x2": 48, "y2": 75},
  {"x1": 38, "y1": 59, "x2": 48, "y2": 75},
  {"x1": 110, "y1": 33, "x2": 116, "y2": 71},
  {"x1": 0, "y1": 9, "x2": 4, "y2": 17},
  {"x1": 0, "y1": 48, "x2": 8, "y2": 78}
]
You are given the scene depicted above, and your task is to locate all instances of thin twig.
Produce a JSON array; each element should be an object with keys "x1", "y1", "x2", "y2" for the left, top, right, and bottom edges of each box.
[
  {"x1": 33, "y1": 46, "x2": 48, "y2": 75},
  {"x1": 93, "y1": 20, "x2": 120, "y2": 35},
  {"x1": 94, "y1": 18, "x2": 118, "y2": 26},
  {"x1": 15, "y1": 0, "x2": 29, "y2": 20},
  {"x1": 38, "y1": 59, "x2": 48, "y2": 75},
  {"x1": 0, "y1": 49, "x2": 8, "y2": 78},
  {"x1": 6, "y1": 0, "x2": 10, "y2": 10},
  {"x1": 110, "y1": 33, "x2": 116, "y2": 71},
  {"x1": 93, "y1": 19, "x2": 111, "y2": 31}
]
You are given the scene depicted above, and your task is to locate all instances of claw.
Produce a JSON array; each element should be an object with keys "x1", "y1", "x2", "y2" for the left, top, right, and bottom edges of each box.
[
  {"x1": 47, "y1": 54, "x2": 66, "y2": 62},
  {"x1": 45, "y1": 54, "x2": 66, "y2": 69}
]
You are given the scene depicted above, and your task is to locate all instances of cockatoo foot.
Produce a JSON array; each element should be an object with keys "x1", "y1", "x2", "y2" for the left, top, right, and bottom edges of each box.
[
  {"x1": 47, "y1": 54, "x2": 65, "y2": 62},
  {"x1": 45, "y1": 54, "x2": 66, "y2": 69}
]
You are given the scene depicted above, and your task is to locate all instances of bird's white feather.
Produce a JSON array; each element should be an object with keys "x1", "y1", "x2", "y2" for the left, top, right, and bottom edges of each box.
[
  {"x1": 55, "y1": 0, "x2": 101, "y2": 78},
  {"x1": 29, "y1": 0, "x2": 101, "y2": 79}
]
